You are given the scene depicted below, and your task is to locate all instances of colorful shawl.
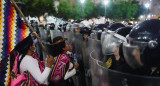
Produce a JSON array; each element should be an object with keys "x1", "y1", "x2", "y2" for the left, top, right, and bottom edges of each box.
[
  {"x1": 49, "y1": 54, "x2": 69, "y2": 82},
  {"x1": 10, "y1": 53, "x2": 44, "y2": 86}
]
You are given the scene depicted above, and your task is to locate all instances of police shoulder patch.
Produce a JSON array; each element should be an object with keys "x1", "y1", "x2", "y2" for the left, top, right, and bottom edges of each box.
[{"x1": 106, "y1": 57, "x2": 112, "y2": 68}]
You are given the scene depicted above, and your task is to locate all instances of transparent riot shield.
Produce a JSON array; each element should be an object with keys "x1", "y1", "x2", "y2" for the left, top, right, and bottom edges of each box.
[
  {"x1": 50, "y1": 30, "x2": 63, "y2": 41},
  {"x1": 63, "y1": 31, "x2": 84, "y2": 67},
  {"x1": 80, "y1": 38, "x2": 93, "y2": 86},
  {"x1": 102, "y1": 31, "x2": 126, "y2": 55},
  {"x1": 88, "y1": 37, "x2": 95, "y2": 52},
  {"x1": 63, "y1": 31, "x2": 75, "y2": 44},
  {"x1": 38, "y1": 29, "x2": 49, "y2": 60},
  {"x1": 88, "y1": 37, "x2": 104, "y2": 60},
  {"x1": 73, "y1": 33, "x2": 83, "y2": 71},
  {"x1": 38, "y1": 39, "x2": 54, "y2": 61},
  {"x1": 39, "y1": 28, "x2": 48, "y2": 42},
  {"x1": 89, "y1": 37, "x2": 105, "y2": 86},
  {"x1": 96, "y1": 61, "x2": 160, "y2": 86},
  {"x1": 89, "y1": 50, "x2": 101, "y2": 86},
  {"x1": 101, "y1": 31, "x2": 107, "y2": 44},
  {"x1": 82, "y1": 40, "x2": 90, "y2": 69},
  {"x1": 71, "y1": 33, "x2": 87, "y2": 86},
  {"x1": 73, "y1": 33, "x2": 83, "y2": 60}
]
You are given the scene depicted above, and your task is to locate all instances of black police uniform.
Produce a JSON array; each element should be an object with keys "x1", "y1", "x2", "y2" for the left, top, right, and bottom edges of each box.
[{"x1": 105, "y1": 54, "x2": 125, "y2": 70}]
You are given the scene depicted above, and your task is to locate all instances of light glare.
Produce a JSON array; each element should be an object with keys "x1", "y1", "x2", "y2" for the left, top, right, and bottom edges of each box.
[
  {"x1": 145, "y1": 3, "x2": 150, "y2": 8},
  {"x1": 80, "y1": 0, "x2": 85, "y2": 4},
  {"x1": 104, "y1": 0, "x2": 109, "y2": 5}
]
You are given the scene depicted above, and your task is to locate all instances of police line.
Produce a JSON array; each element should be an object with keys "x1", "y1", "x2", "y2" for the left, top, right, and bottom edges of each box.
[{"x1": 40, "y1": 28, "x2": 160, "y2": 86}]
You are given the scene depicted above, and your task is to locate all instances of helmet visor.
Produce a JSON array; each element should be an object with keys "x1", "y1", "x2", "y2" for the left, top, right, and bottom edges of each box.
[
  {"x1": 102, "y1": 31, "x2": 126, "y2": 55},
  {"x1": 123, "y1": 42, "x2": 144, "y2": 68}
]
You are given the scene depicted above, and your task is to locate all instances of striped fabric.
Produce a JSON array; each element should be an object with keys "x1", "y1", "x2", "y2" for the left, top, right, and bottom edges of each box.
[
  {"x1": 0, "y1": 0, "x2": 30, "y2": 85},
  {"x1": 49, "y1": 54, "x2": 69, "y2": 82}
]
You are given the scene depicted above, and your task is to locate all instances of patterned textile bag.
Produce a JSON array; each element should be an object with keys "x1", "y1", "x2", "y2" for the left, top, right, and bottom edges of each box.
[{"x1": 10, "y1": 53, "x2": 44, "y2": 86}]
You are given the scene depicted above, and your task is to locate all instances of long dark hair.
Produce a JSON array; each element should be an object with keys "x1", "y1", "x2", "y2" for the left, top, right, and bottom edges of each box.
[
  {"x1": 14, "y1": 35, "x2": 33, "y2": 73},
  {"x1": 51, "y1": 36, "x2": 65, "y2": 57},
  {"x1": 15, "y1": 35, "x2": 33, "y2": 56}
]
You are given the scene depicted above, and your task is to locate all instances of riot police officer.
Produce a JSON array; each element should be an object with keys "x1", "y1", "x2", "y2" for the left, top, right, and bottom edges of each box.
[{"x1": 122, "y1": 19, "x2": 160, "y2": 76}]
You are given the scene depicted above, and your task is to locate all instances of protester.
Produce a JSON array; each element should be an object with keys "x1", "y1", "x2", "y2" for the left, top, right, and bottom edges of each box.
[
  {"x1": 11, "y1": 34, "x2": 55, "y2": 85},
  {"x1": 48, "y1": 36, "x2": 78, "y2": 86}
]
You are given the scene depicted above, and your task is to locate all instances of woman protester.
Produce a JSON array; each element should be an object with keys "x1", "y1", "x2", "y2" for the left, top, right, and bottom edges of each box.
[
  {"x1": 11, "y1": 34, "x2": 55, "y2": 86},
  {"x1": 48, "y1": 36, "x2": 78, "y2": 86}
]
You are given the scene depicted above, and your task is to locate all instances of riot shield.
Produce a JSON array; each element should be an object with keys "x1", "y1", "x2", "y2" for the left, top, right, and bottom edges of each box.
[
  {"x1": 97, "y1": 61, "x2": 160, "y2": 86},
  {"x1": 89, "y1": 38, "x2": 104, "y2": 86},
  {"x1": 89, "y1": 50, "x2": 101, "y2": 86},
  {"x1": 88, "y1": 37, "x2": 104, "y2": 60},
  {"x1": 71, "y1": 33, "x2": 88, "y2": 86},
  {"x1": 102, "y1": 31, "x2": 126, "y2": 55},
  {"x1": 82, "y1": 40, "x2": 90, "y2": 69},
  {"x1": 101, "y1": 30, "x2": 108, "y2": 45},
  {"x1": 88, "y1": 37, "x2": 95, "y2": 52},
  {"x1": 63, "y1": 31, "x2": 84, "y2": 67},
  {"x1": 82, "y1": 39, "x2": 92, "y2": 83},
  {"x1": 39, "y1": 28, "x2": 48, "y2": 42},
  {"x1": 50, "y1": 30, "x2": 63, "y2": 41},
  {"x1": 73, "y1": 33, "x2": 83, "y2": 71},
  {"x1": 39, "y1": 41, "x2": 53, "y2": 61},
  {"x1": 73, "y1": 33, "x2": 83, "y2": 60},
  {"x1": 63, "y1": 31, "x2": 75, "y2": 44}
]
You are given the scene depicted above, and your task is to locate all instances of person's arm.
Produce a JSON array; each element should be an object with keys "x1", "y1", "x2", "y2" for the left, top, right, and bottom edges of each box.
[
  {"x1": 64, "y1": 62, "x2": 76, "y2": 80},
  {"x1": 22, "y1": 57, "x2": 51, "y2": 84}
]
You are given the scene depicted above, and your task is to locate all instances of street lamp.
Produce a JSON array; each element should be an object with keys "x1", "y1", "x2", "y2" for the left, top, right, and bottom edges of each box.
[
  {"x1": 147, "y1": 14, "x2": 151, "y2": 19},
  {"x1": 144, "y1": 2, "x2": 151, "y2": 19},
  {"x1": 80, "y1": 0, "x2": 85, "y2": 19},
  {"x1": 104, "y1": 0, "x2": 109, "y2": 22},
  {"x1": 140, "y1": 15, "x2": 144, "y2": 19},
  {"x1": 144, "y1": 3, "x2": 150, "y2": 9}
]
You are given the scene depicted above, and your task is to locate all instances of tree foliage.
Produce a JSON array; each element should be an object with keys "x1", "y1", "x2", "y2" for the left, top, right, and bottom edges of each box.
[
  {"x1": 15, "y1": 0, "x2": 140, "y2": 21},
  {"x1": 17, "y1": 0, "x2": 55, "y2": 17},
  {"x1": 56, "y1": 0, "x2": 74, "y2": 20},
  {"x1": 56, "y1": 0, "x2": 139, "y2": 21},
  {"x1": 83, "y1": 0, "x2": 95, "y2": 19},
  {"x1": 106, "y1": 0, "x2": 138, "y2": 21},
  {"x1": 56, "y1": 0, "x2": 95, "y2": 20}
]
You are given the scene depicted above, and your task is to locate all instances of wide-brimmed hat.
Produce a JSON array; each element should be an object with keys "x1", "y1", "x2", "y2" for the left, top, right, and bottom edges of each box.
[{"x1": 50, "y1": 36, "x2": 67, "y2": 45}]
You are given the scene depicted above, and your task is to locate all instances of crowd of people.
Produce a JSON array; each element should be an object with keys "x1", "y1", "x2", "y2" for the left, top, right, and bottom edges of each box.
[{"x1": 10, "y1": 19, "x2": 160, "y2": 86}]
